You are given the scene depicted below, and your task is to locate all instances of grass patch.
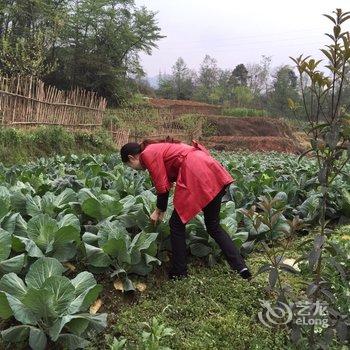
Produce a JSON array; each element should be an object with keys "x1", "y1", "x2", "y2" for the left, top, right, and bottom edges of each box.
[
  {"x1": 99, "y1": 257, "x2": 296, "y2": 349},
  {"x1": 0, "y1": 126, "x2": 116, "y2": 165},
  {"x1": 222, "y1": 107, "x2": 269, "y2": 117}
]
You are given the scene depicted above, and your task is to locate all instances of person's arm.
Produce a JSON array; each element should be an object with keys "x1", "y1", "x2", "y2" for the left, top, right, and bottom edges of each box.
[{"x1": 156, "y1": 191, "x2": 170, "y2": 212}]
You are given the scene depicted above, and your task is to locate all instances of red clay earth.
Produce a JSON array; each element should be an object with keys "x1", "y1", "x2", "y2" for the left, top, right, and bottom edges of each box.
[
  {"x1": 204, "y1": 136, "x2": 303, "y2": 153},
  {"x1": 204, "y1": 116, "x2": 295, "y2": 138},
  {"x1": 148, "y1": 98, "x2": 303, "y2": 153},
  {"x1": 201, "y1": 116, "x2": 304, "y2": 153}
]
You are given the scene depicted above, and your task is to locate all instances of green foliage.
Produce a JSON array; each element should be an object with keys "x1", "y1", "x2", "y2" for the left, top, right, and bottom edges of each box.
[
  {"x1": 267, "y1": 65, "x2": 301, "y2": 119},
  {"x1": 0, "y1": 149, "x2": 348, "y2": 349},
  {"x1": 239, "y1": 193, "x2": 305, "y2": 295},
  {"x1": 230, "y1": 64, "x2": 249, "y2": 87},
  {"x1": 107, "y1": 317, "x2": 174, "y2": 350},
  {"x1": 222, "y1": 107, "x2": 268, "y2": 117},
  {"x1": 202, "y1": 119, "x2": 218, "y2": 137},
  {"x1": 0, "y1": 257, "x2": 106, "y2": 350},
  {"x1": 107, "y1": 107, "x2": 161, "y2": 136},
  {"x1": 14, "y1": 211, "x2": 81, "y2": 262},
  {"x1": 176, "y1": 114, "x2": 204, "y2": 131},
  {"x1": 140, "y1": 317, "x2": 175, "y2": 350},
  {"x1": 0, "y1": 126, "x2": 115, "y2": 165},
  {"x1": 0, "y1": 30, "x2": 57, "y2": 77},
  {"x1": 0, "y1": 228, "x2": 26, "y2": 276},
  {"x1": 194, "y1": 55, "x2": 220, "y2": 103},
  {"x1": 0, "y1": 1, "x2": 163, "y2": 105},
  {"x1": 84, "y1": 221, "x2": 161, "y2": 277},
  {"x1": 286, "y1": 8, "x2": 350, "y2": 347},
  {"x1": 0, "y1": 1, "x2": 64, "y2": 76},
  {"x1": 109, "y1": 336, "x2": 128, "y2": 350},
  {"x1": 113, "y1": 263, "x2": 289, "y2": 349},
  {"x1": 230, "y1": 86, "x2": 254, "y2": 107},
  {"x1": 157, "y1": 58, "x2": 196, "y2": 100}
]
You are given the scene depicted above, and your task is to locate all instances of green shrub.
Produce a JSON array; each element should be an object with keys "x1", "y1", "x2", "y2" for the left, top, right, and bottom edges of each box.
[
  {"x1": 222, "y1": 107, "x2": 268, "y2": 117},
  {"x1": 0, "y1": 127, "x2": 21, "y2": 147},
  {"x1": 202, "y1": 119, "x2": 218, "y2": 137},
  {"x1": 0, "y1": 126, "x2": 116, "y2": 165},
  {"x1": 177, "y1": 114, "x2": 204, "y2": 130},
  {"x1": 31, "y1": 126, "x2": 75, "y2": 153}
]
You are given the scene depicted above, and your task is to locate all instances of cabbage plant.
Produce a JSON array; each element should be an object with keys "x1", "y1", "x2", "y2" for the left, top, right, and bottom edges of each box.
[
  {"x1": 0, "y1": 257, "x2": 106, "y2": 350},
  {"x1": 0, "y1": 228, "x2": 26, "y2": 275}
]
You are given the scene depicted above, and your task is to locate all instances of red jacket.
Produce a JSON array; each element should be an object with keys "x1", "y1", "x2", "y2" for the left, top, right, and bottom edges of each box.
[{"x1": 139, "y1": 140, "x2": 234, "y2": 224}]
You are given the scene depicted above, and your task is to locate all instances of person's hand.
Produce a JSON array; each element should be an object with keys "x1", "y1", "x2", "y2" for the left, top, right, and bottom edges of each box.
[
  {"x1": 158, "y1": 210, "x2": 165, "y2": 221},
  {"x1": 150, "y1": 208, "x2": 165, "y2": 225}
]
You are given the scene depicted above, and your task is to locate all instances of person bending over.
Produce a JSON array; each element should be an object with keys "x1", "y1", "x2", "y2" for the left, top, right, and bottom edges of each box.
[{"x1": 120, "y1": 137, "x2": 252, "y2": 281}]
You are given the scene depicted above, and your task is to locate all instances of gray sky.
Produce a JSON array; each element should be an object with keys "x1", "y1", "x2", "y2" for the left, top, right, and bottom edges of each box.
[{"x1": 134, "y1": 0, "x2": 350, "y2": 77}]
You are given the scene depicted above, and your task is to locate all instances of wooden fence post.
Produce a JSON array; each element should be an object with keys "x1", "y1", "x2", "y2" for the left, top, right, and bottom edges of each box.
[{"x1": 0, "y1": 75, "x2": 107, "y2": 131}]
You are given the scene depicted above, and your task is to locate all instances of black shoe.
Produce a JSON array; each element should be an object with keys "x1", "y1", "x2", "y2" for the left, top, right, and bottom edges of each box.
[
  {"x1": 239, "y1": 268, "x2": 252, "y2": 280},
  {"x1": 168, "y1": 269, "x2": 188, "y2": 280}
]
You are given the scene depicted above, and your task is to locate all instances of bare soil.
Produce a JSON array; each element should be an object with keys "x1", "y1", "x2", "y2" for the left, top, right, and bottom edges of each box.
[
  {"x1": 149, "y1": 98, "x2": 221, "y2": 116},
  {"x1": 147, "y1": 99, "x2": 305, "y2": 153},
  {"x1": 201, "y1": 116, "x2": 304, "y2": 153},
  {"x1": 205, "y1": 116, "x2": 295, "y2": 138},
  {"x1": 204, "y1": 136, "x2": 303, "y2": 153}
]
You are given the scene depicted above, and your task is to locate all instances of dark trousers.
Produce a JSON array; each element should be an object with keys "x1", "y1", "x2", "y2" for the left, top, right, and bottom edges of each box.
[{"x1": 169, "y1": 185, "x2": 247, "y2": 275}]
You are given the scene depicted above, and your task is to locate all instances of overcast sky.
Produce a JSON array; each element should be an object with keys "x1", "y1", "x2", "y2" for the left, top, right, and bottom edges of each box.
[{"x1": 134, "y1": 0, "x2": 350, "y2": 77}]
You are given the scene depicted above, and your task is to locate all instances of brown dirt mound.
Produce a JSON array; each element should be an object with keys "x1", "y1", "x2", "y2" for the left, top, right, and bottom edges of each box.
[
  {"x1": 149, "y1": 98, "x2": 221, "y2": 116},
  {"x1": 205, "y1": 116, "x2": 294, "y2": 138},
  {"x1": 201, "y1": 116, "x2": 304, "y2": 153},
  {"x1": 203, "y1": 136, "x2": 303, "y2": 153}
]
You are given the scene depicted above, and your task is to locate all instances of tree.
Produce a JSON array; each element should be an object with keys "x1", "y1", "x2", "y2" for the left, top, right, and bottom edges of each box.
[
  {"x1": 231, "y1": 86, "x2": 254, "y2": 107},
  {"x1": 268, "y1": 65, "x2": 300, "y2": 118},
  {"x1": 0, "y1": 30, "x2": 57, "y2": 77},
  {"x1": 46, "y1": 1, "x2": 164, "y2": 105},
  {"x1": 246, "y1": 55, "x2": 272, "y2": 96},
  {"x1": 157, "y1": 73, "x2": 176, "y2": 99},
  {"x1": 230, "y1": 63, "x2": 248, "y2": 87},
  {"x1": 214, "y1": 69, "x2": 232, "y2": 104},
  {"x1": 157, "y1": 57, "x2": 195, "y2": 100},
  {"x1": 288, "y1": 9, "x2": 350, "y2": 347},
  {"x1": 0, "y1": 0, "x2": 66, "y2": 76},
  {"x1": 171, "y1": 57, "x2": 195, "y2": 100},
  {"x1": 194, "y1": 55, "x2": 220, "y2": 103},
  {"x1": 0, "y1": 0, "x2": 164, "y2": 105}
]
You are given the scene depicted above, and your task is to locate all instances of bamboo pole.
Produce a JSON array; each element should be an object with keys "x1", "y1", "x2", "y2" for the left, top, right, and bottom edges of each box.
[{"x1": 0, "y1": 75, "x2": 107, "y2": 130}]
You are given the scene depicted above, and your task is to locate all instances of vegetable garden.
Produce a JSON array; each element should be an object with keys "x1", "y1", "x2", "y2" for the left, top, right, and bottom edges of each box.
[
  {"x1": 0, "y1": 151, "x2": 349, "y2": 349},
  {"x1": 0, "y1": 6, "x2": 350, "y2": 350}
]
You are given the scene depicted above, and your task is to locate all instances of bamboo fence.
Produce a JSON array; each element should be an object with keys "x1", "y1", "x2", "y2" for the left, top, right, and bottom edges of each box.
[
  {"x1": 0, "y1": 75, "x2": 107, "y2": 130},
  {"x1": 113, "y1": 107, "x2": 204, "y2": 146},
  {"x1": 0, "y1": 75, "x2": 204, "y2": 149},
  {"x1": 129, "y1": 121, "x2": 203, "y2": 144},
  {"x1": 109, "y1": 123, "x2": 131, "y2": 150}
]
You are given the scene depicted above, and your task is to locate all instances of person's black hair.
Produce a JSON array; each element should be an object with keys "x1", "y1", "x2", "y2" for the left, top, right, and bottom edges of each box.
[
  {"x1": 120, "y1": 142, "x2": 141, "y2": 163},
  {"x1": 120, "y1": 137, "x2": 182, "y2": 163}
]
